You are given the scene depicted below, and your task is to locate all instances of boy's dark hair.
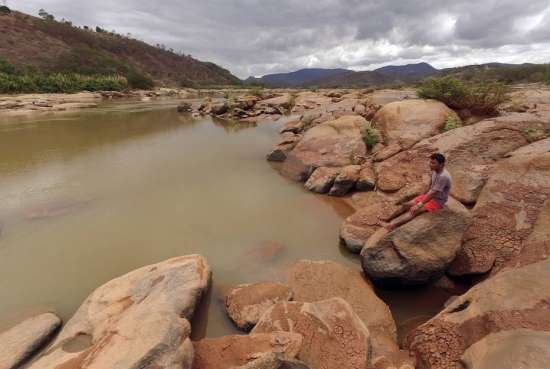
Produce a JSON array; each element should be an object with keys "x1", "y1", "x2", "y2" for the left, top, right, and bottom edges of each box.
[{"x1": 430, "y1": 153, "x2": 446, "y2": 165}]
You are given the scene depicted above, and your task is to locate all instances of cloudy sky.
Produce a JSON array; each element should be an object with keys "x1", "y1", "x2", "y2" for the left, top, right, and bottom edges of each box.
[{"x1": 8, "y1": 0, "x2": 550, "y2": 78}]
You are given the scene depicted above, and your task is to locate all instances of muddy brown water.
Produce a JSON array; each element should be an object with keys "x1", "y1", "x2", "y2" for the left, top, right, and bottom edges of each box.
[{"x1": 0, "y1": 98, "x2": 455, "y2": 341}]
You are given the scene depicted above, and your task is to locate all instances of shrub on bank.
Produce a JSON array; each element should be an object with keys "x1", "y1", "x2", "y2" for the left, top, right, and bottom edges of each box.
[
  {"x1": 442, "y1": 114, "x2": 462, "y2": 132},
  {"x1": 0, "y1": 72, "x2": 128, "y2": 93},
  {"x1": 417, "y1": 76, "x2": 509, "y2": 115},
  {"x1": 361, "y1": 121, "x2": 379, "y2": 149}
]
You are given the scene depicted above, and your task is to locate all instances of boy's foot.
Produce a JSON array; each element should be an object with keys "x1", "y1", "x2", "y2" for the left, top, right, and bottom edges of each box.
[{"x1": 379, "y1": 220, "x2": 395, "y2": 231}]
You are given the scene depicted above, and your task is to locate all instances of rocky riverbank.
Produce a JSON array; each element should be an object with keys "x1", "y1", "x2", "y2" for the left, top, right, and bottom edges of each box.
[
  {"x1": 0, "y1": 87, "x2": 239, "y2": 117},
  {"x1": 1, "y1": 85, "x2": 549, "y2": 369},
  {"x1": 259, "y1": 84, "x2": 550, "y2": 368}
]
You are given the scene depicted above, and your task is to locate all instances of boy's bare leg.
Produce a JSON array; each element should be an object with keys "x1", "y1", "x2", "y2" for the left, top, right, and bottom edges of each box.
[
  {"x1": 381, "y1": 206, "x2": 427, "y2": 231},
  {"x1": 379, "y1": 200, "x2": 415, "y2": 224}
]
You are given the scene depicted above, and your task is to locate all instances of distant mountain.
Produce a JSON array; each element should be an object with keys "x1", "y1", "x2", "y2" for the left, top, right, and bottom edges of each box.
[
  {"x1": 245, "y1": 68, "x2": 352, "y2": 87},
  {"x1": 375, "y1": 62, "x2": 438, "y2": 78},
  {"x1": 245, "y1": 63, "x2": 440, "y2": 88},
  {"x1": 263, "y1": 61, "x2": 549, "y2": 88},
  {"x1": 0, "y1": 10, "x2": 240, "y2": 87},
  {"x1": 299, "y1": 63, "x2": 438, "y2": 88}
]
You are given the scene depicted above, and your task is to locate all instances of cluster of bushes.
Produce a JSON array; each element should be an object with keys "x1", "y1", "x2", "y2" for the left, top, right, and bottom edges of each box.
[
  {"x1": 448, "y1": 63, "x2": 550, "y2": 85},
  {"x1": 0, "y1": 72, "x2": 128, "y2": 93},
  {"x1": 417, "y1": 76, "x2": 509, "y2": 115}
]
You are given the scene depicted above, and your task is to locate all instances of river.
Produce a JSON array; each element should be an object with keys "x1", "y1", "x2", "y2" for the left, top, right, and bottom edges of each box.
[{"x1": 0, "y1": 98, "x2": 452, "y2": 340}]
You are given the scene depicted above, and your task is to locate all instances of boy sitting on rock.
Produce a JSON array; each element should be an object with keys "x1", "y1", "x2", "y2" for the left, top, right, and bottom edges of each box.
[{"x1": 381, "y1": 153, "x2": 451, "y2": 231}]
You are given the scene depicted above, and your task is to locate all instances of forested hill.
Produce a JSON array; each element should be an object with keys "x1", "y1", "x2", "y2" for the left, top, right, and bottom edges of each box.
[{"x1": 0, "y1": 9, "x2": 240, "y2": 88}]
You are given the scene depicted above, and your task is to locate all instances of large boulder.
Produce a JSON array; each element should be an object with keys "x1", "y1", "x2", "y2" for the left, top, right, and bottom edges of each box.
[
  {"x1": 361, "y1": 198, "x2": 471, "y2": 285},
  {"x1": 192, "y1": 333, "x2": 303, "y2": 369},
  {"x1": 408, "y1": 258, "x2": 550, "y2": 369},
  {"x1": 28, "y1": 255, "x2": 210, "y2": 369},
  {"x1": 225, "y1": 282, "x2": 293, "y2": 331},
  {"x1": 0, "y1": 313, "x2": 62, "y2": 369},
  {"x1": 460, "y1": 329, "x2": 550, "y2": 369},
  {"x1": 282, "y1": 116, "x2": 368, "y2": 181},
  {"x1": 286, "y1": 261, "x2": 408, "y2": 368},
  {"x1": 373, "y1": 99, "x2": 459, "y2": 148},
  {"x1": 449, "y1": 148, "x2": 550, "y2": 276},
  {"x1": 252, "y1": 298, "x2": 370, "y2": 369},
  {"x1": 376, "y1": 113, "x2": 550, "y2": 204}
]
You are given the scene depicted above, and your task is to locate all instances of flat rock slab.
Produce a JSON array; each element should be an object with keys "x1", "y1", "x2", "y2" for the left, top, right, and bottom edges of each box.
[
  {"x1": 286, "y1": 260, "x2": 409, "y2": 368},
  {"x1": 225, "y1": 282, "x2": 293, "y2": 330},
  {"x1": 361, "y1": 198, "x2": 471, "y2": 285},
  {"x1": 252, "y1": 298, "x2": 370, "y2": 369},
  {"x1": 28, "y1": 255, "x2": 210, "y2": 369},
  {"x1": 408, "y1": 258, "x2": 550, "y2": 369},
  {"x1": 376, "y1": 113, "x2": 550, "y2": 204},
  {"x1": 460, "y1": 329, "x2": 550, "y2": 369},
  {"x1": 193, "y1": 333, "x2": 303, "y2": 369},
  {"x1": 0, "y1": 313, "x2": 62, "y2": 369},
  {"x1": 449, "y1": 148, "x2": 550, "y2": 276}
]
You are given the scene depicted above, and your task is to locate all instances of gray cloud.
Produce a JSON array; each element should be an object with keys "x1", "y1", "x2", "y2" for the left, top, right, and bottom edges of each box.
[{"x1": 9, "y1": 0, "x2": 550, "y2": 78}]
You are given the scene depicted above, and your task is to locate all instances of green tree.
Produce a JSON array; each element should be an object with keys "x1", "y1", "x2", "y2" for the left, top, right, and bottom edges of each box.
[{"x1": 38, "y1": 8, "x2": 55, "y2": 21}]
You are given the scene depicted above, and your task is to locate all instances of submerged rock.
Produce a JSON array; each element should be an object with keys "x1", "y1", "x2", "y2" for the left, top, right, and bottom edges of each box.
[
  {"x1": 28, "y1": 255, "x2": 210, "y2": 369},
  {"x1": 177, "y1": 102, "x2": 193, "y2": 112},
  {"x1": 252, "y1": 298, "x2": 370, "y2": 369},
  {"x1": 193, "y1": 333, "x2": 303, "y2": 369},
  {"x1": 0, "y1": 313, "x2": 62, "y2": 369},
  {"x1": 408, "y1": 258, "x2": 550, "y2": 369},
  {"x1": 225, "y1": 282, "x2": 293, "y2": 330},
  {"x1": 361, "y1": 198, "x2": 471, "y2": 285}
]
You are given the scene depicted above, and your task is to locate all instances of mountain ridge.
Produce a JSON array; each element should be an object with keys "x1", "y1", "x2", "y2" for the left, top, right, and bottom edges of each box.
[{"x1": 0, "y1": 10, "x2": 240, "y2": 87}]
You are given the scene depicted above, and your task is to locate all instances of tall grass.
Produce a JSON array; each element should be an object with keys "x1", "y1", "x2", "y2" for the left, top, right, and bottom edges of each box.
[
  {"x1": 418, "y1": 76, "x2": 509, "y2": 115},
  {"x1": 0, "y1": 72, "x2": 128, "y2": 93}
]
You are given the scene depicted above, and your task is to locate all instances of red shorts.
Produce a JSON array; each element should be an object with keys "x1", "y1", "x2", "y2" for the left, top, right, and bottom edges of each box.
[{"x1": 414, "y1": 194, "x2": 442, "y2": 212}]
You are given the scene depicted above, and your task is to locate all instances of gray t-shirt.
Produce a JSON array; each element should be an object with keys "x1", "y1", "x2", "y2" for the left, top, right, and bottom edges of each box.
[{"x1": 429, "y1": 169, "x2": 452, "y2": 206}]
